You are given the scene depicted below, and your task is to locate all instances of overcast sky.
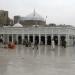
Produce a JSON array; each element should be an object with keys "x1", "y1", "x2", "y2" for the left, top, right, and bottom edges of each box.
[{"x1": 0, "y1": 0, "x2": 75, "y2": 26}]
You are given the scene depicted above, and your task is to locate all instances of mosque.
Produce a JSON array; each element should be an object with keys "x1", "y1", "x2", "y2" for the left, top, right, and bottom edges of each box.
[{"x1": 0, "y1": 10, "x2": 75, "y2": 46}]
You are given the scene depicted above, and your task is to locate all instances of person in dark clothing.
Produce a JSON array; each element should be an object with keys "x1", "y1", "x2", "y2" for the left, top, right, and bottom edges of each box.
[
  {"x1": 0, "y1": 38, "x2": 3, "y2": 48},
  {"x1": 62, "y1": 40, "x2": 66, "y2": 48},
  {"x1": 24, "y1": 40, "x2": 28, "y2": 47},
  {"x1": 64, "y1": 40, "x2": 66, "y2": 48},
  {"x1": 28, "y1": 41, "x2": 31, "y2": 47},
  {"x1": 25, "y1": 41, "x2": 28, "y2": 47},
  {"x1": 34, "y1": 40, "x2": 38, "y2": 49},
  {"x1": 0, "y1": 39, "x2": 2, "y2": 43}
]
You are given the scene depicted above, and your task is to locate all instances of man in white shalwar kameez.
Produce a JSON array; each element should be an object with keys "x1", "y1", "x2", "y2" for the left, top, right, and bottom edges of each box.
[{"x1": 51, "y1": 39, "x2": 55, "y2": 49}]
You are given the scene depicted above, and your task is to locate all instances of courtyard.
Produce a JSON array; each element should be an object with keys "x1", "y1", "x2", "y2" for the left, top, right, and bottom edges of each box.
[{"x1": 0, "y1": 45, "x2": 75, "y2": 75}]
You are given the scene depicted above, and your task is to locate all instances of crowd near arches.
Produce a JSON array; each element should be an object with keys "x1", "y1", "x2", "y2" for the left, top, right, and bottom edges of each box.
[{"x1": 0, "y1": 34, "x2": 75, "y2": 47}]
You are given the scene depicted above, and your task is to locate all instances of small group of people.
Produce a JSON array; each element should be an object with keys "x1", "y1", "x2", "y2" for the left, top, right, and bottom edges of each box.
[
  {"x1": 0, "y1": 41, "x2": 16, "y2": 49},
  {"x1": 23, "y1": 40, "x2": 31, "y2": 47},
  {"x1": 51, "y1": 39, "x2": 66, "y2": 49},
  {"x1": 61, "y1": 40, "x2": 66, "y2": 48},
  {"x1": 3, "y1": 42, "x2": 16, "y2": 49},
  {"x1": 0, "y1": 36, "x2": 66, "y2": 49},
  {"x1": 0, "y1": 36, "x2": 16, "y2": 49},
  {"x1": 8, "y1": 42, "x2": 16, "y2": 49},
  {"x1": 23, "y1": 39, "x2": 38, "y2": 49},
  {"x1": 23, "y1": 39, "x2": 67, "y2": 50}
]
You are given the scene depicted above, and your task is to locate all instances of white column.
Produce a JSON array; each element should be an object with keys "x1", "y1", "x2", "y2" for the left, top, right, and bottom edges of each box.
[
  {"x1": 45, "y1": 34, "x2": 47, "y2": 45},
  {"x1": 22, "y1": 34, "x2": 24, "y2": 44},
  {"x1": 58, "y1": 35, "x2": 60, "y2": 46},
  {"x1": 4, "y1": 34, "x2": 7, "y2": 43},
  {"x1": 72, "y1": 36, "x2": 74, "y2": 46},
  {"x1": 12, "y1": 34, "x2": 13, "y2": 43},
  {"x1": 2, "y1": 34, "x2": 4, "y2": 43},
  {"x1": 33, "y1": 34, "x2": 35, "y2": 45},
  {"x1": 7, "y1": 34, "x2": 9, "y2": 43},
  {"x1": 51, "y1": 34, "x2": 53, "y2": 45},
  {"x1": 39, "y1": 34, "x2": 41, "y2": 45},
  {"x1": 16, "y1": 34, "x2": 18, "y2": 44},
  {"x1": 66, "y1": 34, "x2": 69, "y2": 46},
  {"x1": 51, "y1": 34, "x2": 53, "y2": 40},
  {"x1": 28, "y1": 34, "x2": 29, "y2": 42},
  {"x1": 51, "y1": 28, "x2": 54, "y2": 40},
  {"x1": 73, "y1": 36, "x2": 75, "y2": 46},
  {"x1": 3, "y1": 34, "x2": 5, "y2": 43}
]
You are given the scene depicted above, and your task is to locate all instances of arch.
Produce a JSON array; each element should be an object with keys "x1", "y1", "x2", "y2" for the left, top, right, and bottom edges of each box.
[
  {"x1": 29, "y1": 35, "x2": 33, "y2": 42},
  {"x1": 35, "y1": 36, "x2": 39, "y2": 44},
  {"x1": 9, "y1": 35, "x2": 12, "y2": 42},
  {"x1": 60, "y1": 36, "x2": 66, "y2": 46},
  {"x1": 18, "y1": 35, "x2": 22, "y2": 44},
  {"x1": 41, "y1": 36, "x2": 45, "y2": 45},
  {"x1": 47, "y1": 36, "x2": 51, "y2": 45},
  {"x1": 53, "y1": 36, "x2": 58, "y2": 45}
]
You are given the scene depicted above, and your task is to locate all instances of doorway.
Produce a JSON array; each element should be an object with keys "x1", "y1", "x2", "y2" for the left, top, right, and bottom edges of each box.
[
  {"x1": 18, "y1": 35, "x2": 22, "y2": 44},
  {"x1": 41, "y1": 36, "x2": 45, "y2": 45},
  {"x1": 47, "y1": 36, "x2": 51, "y2": 45}
]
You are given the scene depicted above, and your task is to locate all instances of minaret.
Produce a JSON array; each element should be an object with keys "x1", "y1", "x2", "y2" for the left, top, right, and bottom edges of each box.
[{"x1": 33, "y1": 9, "x2": 35, "y2": 16}]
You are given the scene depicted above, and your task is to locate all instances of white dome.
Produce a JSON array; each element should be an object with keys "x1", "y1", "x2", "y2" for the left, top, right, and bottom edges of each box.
[
  {"x1": 13, "y1": 23, "x2": 23, "y2": 27},
  {"x1": 20, "y1": 10, "x2": 45, "y2": 21}
]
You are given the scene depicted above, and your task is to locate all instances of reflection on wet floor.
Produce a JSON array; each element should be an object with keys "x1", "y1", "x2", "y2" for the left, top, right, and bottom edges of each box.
[{"x1": 0, "y1": 45, "x2": 75, "y2": 75}]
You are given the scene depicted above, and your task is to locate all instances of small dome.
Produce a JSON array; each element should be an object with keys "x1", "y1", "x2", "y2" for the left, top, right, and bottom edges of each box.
[{"x1": 13, "y1": 22, "x2": 23, "y2": 27}]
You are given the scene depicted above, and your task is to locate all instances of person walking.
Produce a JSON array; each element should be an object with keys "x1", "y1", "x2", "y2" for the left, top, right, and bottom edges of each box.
[
  {"x1": 62, "y1": 40, "x2": 66, "y2": 48},
  {"x1": 31, "y1": 42, "x2": 34, "y2": 49},
  {"x1": 0, "y1": 36, "x2": 3, "y2": 48},
  {"x1": 34, "y1": 40, "x2": 38, "y2": 49}
]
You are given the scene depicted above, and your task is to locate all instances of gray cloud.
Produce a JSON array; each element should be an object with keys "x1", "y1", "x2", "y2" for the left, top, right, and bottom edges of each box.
[{"x1": 0, "y1": 0, "x2": 75, "y2": 26}]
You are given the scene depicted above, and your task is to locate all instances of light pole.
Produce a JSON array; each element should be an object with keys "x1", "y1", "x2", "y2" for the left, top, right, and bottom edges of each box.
[{"x1": 45, "y1": 16, "x2": 47, "y2": 25}]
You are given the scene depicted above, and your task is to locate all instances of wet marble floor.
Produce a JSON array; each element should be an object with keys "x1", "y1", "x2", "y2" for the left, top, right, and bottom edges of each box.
[{"x1": 0, "y1": 45, "x2": 75, "y2": 75}]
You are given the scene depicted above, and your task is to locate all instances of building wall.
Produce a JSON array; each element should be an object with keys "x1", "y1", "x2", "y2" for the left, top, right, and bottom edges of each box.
[
  {"x1": 14, "y1": 16, "x2": 46, "y2": 27},
  {"x1": 0, "y1": 10, "x2": 9, "y2": 26},
  {"x1": 0, "y1": 26, "x2": 75, "y2": 46},
  {"x1": 20, "y1": 20, "x2": 46, "y2": 27},
  {"x1": 14, "y1": 16, "x2": 20, "y2": 24}
]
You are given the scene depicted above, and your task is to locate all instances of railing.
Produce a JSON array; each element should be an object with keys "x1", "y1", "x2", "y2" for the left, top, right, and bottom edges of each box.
[{"x1": 0, "y1": 26, "x2": 75, "y2": 35}]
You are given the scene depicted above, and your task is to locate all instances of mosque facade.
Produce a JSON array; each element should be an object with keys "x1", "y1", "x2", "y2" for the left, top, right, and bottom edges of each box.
[{"x1": 0, "y1": 11, "x2": 75, "y2": 46}]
